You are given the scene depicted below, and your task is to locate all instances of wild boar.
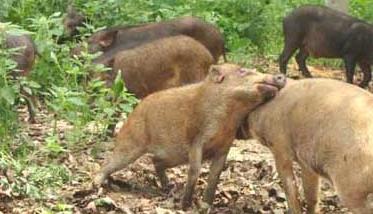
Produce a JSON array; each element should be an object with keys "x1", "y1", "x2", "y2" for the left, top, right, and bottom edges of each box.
[
  {"x1": 100, "y1": 35, "x2": 215, "y2": 136},
  {"x1": 279, "y1": 5, "x2": 373, "y2": 88},
  {"x1": 74, "y1": 16, "x2": 226, "y2": 63},
  {"x1": 103, "y1": 36, "x2": 214, "y2": 98},
  {"x1": 63, "y1": 5, "x2": 86, "y2": 38},
  {"x1": 4, "y1": 33, "x2": 38, "y2": 122},
  {"x1": 93, "y1": 64, "x2": 286, "y2": 209},
  {"x1": 5, "y1": 34, "x2": 37, "y2": 76},
  {"x1": 244, "y1": 78, "x2": 373, "y2": 213}
]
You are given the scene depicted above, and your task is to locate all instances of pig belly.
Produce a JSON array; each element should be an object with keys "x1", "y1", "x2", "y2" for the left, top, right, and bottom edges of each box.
[
  {"x1": 303, "y1": 42, "x2": 340, "y2": 58},
  {"x1": 294, "y1": 142, "x2": 331, "y2": 180},
  {"x1": 303, "y1": 32, "x2": 341, "y2": 58},
  {"x1": 150, "y1": 143, "x2": 190, "y2": 167}
]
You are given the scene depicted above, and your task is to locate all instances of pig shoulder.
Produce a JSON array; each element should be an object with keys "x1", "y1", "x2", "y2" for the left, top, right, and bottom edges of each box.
[
  {"x1": 344, "y1": 22, "x2": 373, "y2": 52},
  {"x1": 249, "y1": 78, "x2": 373, "y2": 143},
  {"x1": 114, "y1": 35, "x2": 213, "y2": 68}
]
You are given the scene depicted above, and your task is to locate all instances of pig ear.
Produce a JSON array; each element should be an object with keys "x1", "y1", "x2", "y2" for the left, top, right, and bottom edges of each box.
[
  {"x1": 236, "y1": 68, "x2": 256, "y2": 76},
  {"x1": 67, "y1": 5, "x2": 72, "y2": 13},
  {"x1": 208, "y1": 65, "x2": 225, "y2": 83},
  {"x1": 106, "y1": 58, "x2": 115, "y2": 67},
  {"x1": 67, "y1": 5, "x2": 76, "y2": 14},
  {"x1": 99, "y1": 30, "x2": 118, "y2": 48}
]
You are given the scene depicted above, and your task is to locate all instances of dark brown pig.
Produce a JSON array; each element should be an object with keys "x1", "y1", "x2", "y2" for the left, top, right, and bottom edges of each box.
[
  {"x1": 93, "y1": 64, "x2": 286, "y2": 209},
  {"x1": 244, "y1": 78, "x2": 373, "y2": 213},
  {"x1": 103, "y1": 36, "x2": 214, "y2": 98},
  {"x1": 279, "y1": 5, "x2": 373, "y2": 87},
  {"x1": 63, "y1": 5, "x2": 86, "y2": 38},
  {"x1": 4, "y1": 33, "x2": 38, "y2": 122},
  {"x1": 74, "y1": 16, "x2": 226, "y2": 63},
  {"x1": 5, "y1": 34, "x2": 37, "y2": 76}
]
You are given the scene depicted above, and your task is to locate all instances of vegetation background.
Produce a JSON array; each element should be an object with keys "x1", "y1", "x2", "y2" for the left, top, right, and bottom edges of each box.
[{"x1": 0, "y1": 0, "x2": 373, "y2": 212}]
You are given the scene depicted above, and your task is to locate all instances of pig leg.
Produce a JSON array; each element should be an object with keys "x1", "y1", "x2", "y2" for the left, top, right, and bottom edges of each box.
[
  {"x1": 152, "y1": 158, "x2": 170, "y2": 191},
  {"x1": 343, "y1": 57, "x2": 357, "y2": 84},
  {"x1": 358, "y1": 62, "x2": 371, "y2": 88},
  {"x1": 20, "y1": 87, "x2": 37, "y2": 123},
  {"x1": 106, "y1": 109, "x2": 122, "y2": 137},
  {"x1": 25, "y1": 95, "x2": 36, "y2": 123},
  {"x1": 301, "y1": 167, "x2": 320, "y2": 214},
  {"x1": 273, "y1": 152, "x2": 302, "y2": 214},
  {"x1": 279, "y1": 38, "x2": 299, "y2": 75},
  {"x1": 295, "y1": 48, "x2": 312, "y2": 78},
  {"x1": 338, "y1": 190, "x2": 371, "y2": 214},
  {"x1": 222, "y1": 49, "x2": 228, "y2": 63},
  {"x1": 335, "y1": 178, "x2": 373, "y2": 214},
  {"x1": 203, "y1": 150, "x2": 229, "y2": 205},
  {"x1": 94, "y1": 143, "x2": 145, "y2": 186},
  {"x1": 182, "y1": 142, "x2": 203, "y2": 210}
]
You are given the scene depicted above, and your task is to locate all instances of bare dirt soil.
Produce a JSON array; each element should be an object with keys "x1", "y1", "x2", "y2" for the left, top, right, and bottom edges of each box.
[{"x1": 1, "y1": 64, "x2": 361, "y2": 214}]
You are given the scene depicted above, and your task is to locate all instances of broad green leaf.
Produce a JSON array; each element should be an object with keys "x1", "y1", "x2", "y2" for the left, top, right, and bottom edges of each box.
[
  {"x1": 0, "y1": 86, "x2": 16, "y2": 105},
  {"x1": 67, "y1": 97, "x2": 85, "y2": 106},
  {"x1": 112, "y1": 70, "x2": 124, "y2": 98}
]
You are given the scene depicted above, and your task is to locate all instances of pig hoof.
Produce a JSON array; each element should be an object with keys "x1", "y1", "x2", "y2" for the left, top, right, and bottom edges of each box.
[
  {"x1": 198, "y1": 201, "x2": 211, "y2": 213},
  {"x1": 28, "y1": 117, "x2": 36, "y2": 124},
  {"x1": 161, "y1": 183, "x2": 175, "y2": 193},
  {"x1": 181, "y1": 199, "x2": 193, "y2": 211},
  {"x1": 302, "y1": 73, "x2": 312, "y2": 78},
  {"x1": 358, "y1": 83, "x2": 368, "y2": 88},
  {"x1": 93, "y1": 174, "x2": 107, "y2": 187}
]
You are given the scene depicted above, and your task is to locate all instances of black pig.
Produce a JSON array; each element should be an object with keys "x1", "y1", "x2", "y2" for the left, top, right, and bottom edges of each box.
[{"x1": 279, "y1": 5, "x2": 373, "y2": 87}]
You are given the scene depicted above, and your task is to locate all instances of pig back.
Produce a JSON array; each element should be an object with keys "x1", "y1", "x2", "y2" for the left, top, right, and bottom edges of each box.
[
  {"x1": 5, "y1": 34, "x2": 36, "y2": 75},
  {"x1": 173, "y1": 16, "x2": 225, "y2": 62},
  {"x1": 103, "y1": 17, "x2": 224, "y2": 63},
  {"x1": 248, "y1": 78, "x2": 373, "y2": 174},
  {"x1": 249, "y1": 78, "x2": 373, "y2": 142},
  {"x1": 111, "y1": 35, "x2": 214, "y2": 98}
]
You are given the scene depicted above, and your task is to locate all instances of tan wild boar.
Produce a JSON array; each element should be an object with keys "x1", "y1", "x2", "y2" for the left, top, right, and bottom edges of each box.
[
  {"x1": 242, "y1": 78, "x2": 373, "y2": 214},
  {"x1": 103, "y1": 35, "x2": 214, "y2": 98},
  {"x1": 94, "y1": 64, "x2": 286, "y2": 209},
  {"x1": 100, "y1": 35, "x2": 215, "y2": 136}
]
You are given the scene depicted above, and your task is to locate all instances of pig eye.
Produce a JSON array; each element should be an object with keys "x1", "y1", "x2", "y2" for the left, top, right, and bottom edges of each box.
[
  {"x1": 237, "y1": 68, "x2": 254, "y2": 76},
  {"x1": 244, "y1": 69, "x2": 257, "y2": 75},
  {"x1": 238, "y1": 68, "x2": 247, "y2": 74}
]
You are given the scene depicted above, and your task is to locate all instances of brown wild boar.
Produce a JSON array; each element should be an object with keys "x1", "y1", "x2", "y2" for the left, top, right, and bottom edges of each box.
[
  {"x1": 4, "y1": 33, "x2": 38, "y2": 123},
  {"x1": 103, "y1": 36, "x2": 214, "y2": 98},
  {"x1": 279, "y1": 5, "x2": 373, "y2": 87},
  {"x1": 63, "y1": 5, "x2": 86, "y2": 38},
  {"x1": 74, "y1": 16, "x2": 226, "y2": 63},
  {"x1": 5, "y1": 34, "x2": 37, "y2": 76},
  {"x1": 242, "y1": 78, "x2": 373, "y2": 213},
  {"x1": 93, "y1": 64, "x2": 286, "y2": 209}
]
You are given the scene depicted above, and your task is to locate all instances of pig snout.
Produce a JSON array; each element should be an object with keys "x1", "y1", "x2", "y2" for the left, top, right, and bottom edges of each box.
[
  {"x1": 70, "y1": 46, "x2": 83, "y2": 57},
  {"x1": 257, "y1": 74, "x2": 286, "y2": 100},
  {"x1": 271, "y1": 74, "x2": 286, "y2": 89}
]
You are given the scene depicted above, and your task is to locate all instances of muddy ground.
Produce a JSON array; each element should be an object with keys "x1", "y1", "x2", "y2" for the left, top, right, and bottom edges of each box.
[{"x1": 0, "y1": 65, "x2": 362, "y2": 214}]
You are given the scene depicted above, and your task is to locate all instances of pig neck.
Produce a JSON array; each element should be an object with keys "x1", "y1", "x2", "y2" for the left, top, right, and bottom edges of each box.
[
  {"x1": 247, "y1": 79, "x2": 296, "y2": 136},
  {"x1": 196, "y1": 82, "x2": 251, "y2": 135},
  {"x1": 248, "y1": 100, "x2": 278, "y2": 140}
]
